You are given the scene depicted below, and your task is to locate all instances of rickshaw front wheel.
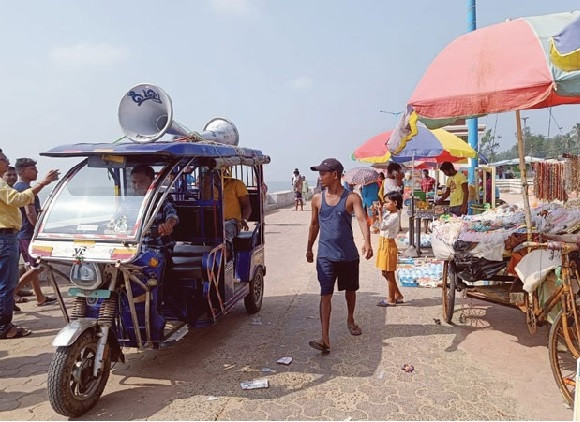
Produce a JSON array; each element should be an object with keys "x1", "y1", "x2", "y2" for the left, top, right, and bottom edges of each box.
[
  {"x1": 47, "y1": 330, "x2": 111, "y2": 417},
  {"x1": 245, "y1": 267, "x2": 264, "y2": 314},
  {"x1": 548, "y1": 310, "x2": 578, "y2": 406}
]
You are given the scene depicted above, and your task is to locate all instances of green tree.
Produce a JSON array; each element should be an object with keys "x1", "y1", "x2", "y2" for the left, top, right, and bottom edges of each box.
[{"x1": 479, "y1": 129, "x2": 501, "y2": 162}]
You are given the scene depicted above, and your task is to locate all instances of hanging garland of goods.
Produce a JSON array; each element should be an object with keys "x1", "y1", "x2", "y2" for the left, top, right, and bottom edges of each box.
[
  {"x1": 533, "y1": 161, "x2": 567, "y2": 202},
  {"x1": 563, "y1": 154, "x2": 580, "y2": 194}
]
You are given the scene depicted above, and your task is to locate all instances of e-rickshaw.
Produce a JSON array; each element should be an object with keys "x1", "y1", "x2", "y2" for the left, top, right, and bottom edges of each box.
[{"x1": 30, "y1": 84, "x2": 270, "y2": 417}]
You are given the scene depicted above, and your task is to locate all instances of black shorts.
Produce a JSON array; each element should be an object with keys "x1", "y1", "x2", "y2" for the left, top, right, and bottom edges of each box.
[
  {"x1": 316, "y1": 257, "x2": 359, "y2": 295},
  {"x1": 294, "y1": 191, "x2": 303, "y2": 199}
]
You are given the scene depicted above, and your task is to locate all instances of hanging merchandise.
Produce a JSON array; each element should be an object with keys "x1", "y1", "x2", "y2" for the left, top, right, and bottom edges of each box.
[
  {"x1": 533, "y1": 161, "x2": 568, "y2": 202},
  {"x1": 563, "y1": 154, "x2": 580, "y2": 194}
]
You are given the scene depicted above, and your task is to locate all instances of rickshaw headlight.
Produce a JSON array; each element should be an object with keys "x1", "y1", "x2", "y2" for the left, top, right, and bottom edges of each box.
[{"x1": 69, "y1": 262, "x2": 102, "y2": 290}]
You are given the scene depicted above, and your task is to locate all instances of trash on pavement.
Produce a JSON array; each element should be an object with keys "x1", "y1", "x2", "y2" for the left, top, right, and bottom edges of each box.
[
  {"x1": 240, "y1": 378, "x2": 269, "y2": 390},
  {"x1": 277, "y1": 356, "x2": 293, "y2": 365},
  {"x1": 251, "y1": 317, "x2": 262, "y2": 326},
  {"x1": 402, "y1": 363, "x2": 414, "y2": 373},
  {"x1": 261, "y1": 367, "x2": 277, "y2": 373},
  {"x1": 207, "y1": 395, "x2": 219, "y2": 401},
  {"x1": 433, "y1": 318, "x2": 441, "y2": 325}
]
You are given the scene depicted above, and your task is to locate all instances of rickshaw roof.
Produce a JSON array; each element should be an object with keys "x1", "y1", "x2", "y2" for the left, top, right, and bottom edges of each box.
[{"x1": 41, "y1": 140, "x2": 270, "y2": 165}]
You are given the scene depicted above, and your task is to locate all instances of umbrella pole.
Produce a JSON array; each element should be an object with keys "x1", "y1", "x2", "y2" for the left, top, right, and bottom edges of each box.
[{"x1": 515, "y1": 110, "x2": 533, "y2": 241}]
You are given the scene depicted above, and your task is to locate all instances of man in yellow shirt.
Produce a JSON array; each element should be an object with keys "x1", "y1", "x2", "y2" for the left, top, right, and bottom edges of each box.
[
  {"x1": 223, "y1": 172, "x2": 252, "y2": 245},
  {"x1": 436, "y1": 161, "x2": 468, "y2": 216},
  {"x1": 0, "y1": 149, "x2": 59, "y2": 340}
]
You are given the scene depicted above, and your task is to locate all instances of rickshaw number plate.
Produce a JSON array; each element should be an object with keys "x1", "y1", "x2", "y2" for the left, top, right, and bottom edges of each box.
[{"x1": 68, "y1": 288, "x2": 111, "y2": 299}]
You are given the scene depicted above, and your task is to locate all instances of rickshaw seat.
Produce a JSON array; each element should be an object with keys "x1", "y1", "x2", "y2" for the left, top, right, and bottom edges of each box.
[
  {"x1": 233, "y1": 231, "x2": 256, "y2": 251},
  {"x1": 169, "y1": 244, "x2": 213, "y2": 280},
  {"x1": 173, "y1": 244, "x2": 212, "y2": 256}
]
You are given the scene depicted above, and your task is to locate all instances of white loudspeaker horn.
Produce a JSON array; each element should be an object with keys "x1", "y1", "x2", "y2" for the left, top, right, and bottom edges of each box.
[
  {"x1": 118, "y1": 83, "x2": 239, "y2": 146},
  {"x1": 200, "y1": 117, "x2": 239, "y2": 146},
  {"x1": 118, "y1": 83, "x2": 189, "y2": 143}
]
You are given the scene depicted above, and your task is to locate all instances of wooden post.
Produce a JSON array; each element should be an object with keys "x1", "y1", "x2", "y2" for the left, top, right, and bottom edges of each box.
[{"x1": 515, "y1": 110, "x2": 533, "y2": 240}]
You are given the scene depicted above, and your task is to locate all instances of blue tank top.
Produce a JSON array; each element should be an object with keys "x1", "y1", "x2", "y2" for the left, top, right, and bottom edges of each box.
[{"x1": 317, "y1": 190, "x2": 359, "y2": 261}]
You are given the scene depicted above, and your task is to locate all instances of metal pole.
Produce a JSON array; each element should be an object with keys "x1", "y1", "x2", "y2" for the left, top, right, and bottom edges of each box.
[{"x1": 467, "y1": 0, "x2": 478, "y2": 213}]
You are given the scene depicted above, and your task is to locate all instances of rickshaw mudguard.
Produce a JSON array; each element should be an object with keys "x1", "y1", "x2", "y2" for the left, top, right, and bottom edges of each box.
[{"x1": 52, "y1": 317, "x2": 98, "y2": 347}]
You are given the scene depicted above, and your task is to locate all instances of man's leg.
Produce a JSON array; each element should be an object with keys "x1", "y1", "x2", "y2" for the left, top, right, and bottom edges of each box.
[
  {"x1": 345, "y1": 290, "x2": 356, "y2": 327},
  {"x1": 0, "y1": 235, "x2": 20, "y2": 335},
  {"x1": 16, "y1": 269, "x2": 48, "y2": 305},
  {"x1": 319, "y1": 294, "x2": 332, "y2": 348}
]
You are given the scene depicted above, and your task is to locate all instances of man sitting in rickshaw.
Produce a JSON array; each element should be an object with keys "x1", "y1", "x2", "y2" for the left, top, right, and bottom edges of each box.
[
  {"x1": 130, "y1": 165, "x2": 179, "y2": 254},
  {"x1": 223, "y1": 168, "x2": 252, "y2": 259}
]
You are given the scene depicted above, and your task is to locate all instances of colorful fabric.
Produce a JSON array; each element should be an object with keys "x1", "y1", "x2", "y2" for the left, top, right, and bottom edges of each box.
[
  {"x1": 404, "y1": 11, "x2": 580, "y2": 129},
  {"x1": 375, "y1": 237, "x2": 398, "y2": 272},
  {"x1": 355, "y1": 124, "x2": 476, "y2": 164}
]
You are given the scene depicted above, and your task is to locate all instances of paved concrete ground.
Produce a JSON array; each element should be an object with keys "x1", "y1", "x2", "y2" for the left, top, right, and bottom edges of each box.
[{"x1": 0, "y1": 201, "x2": 574, "y2": 420}]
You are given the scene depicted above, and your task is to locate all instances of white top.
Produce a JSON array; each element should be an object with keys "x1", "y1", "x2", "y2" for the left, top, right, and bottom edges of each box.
[
  {"x1": 382, "y1": 178, "x2": 400, "y2": 195},
  {"x1": 379, "y1": 211, "x2": 399, "y2": 239}
]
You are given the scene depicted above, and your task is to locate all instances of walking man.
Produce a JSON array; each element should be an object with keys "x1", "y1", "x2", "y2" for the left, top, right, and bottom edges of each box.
[{"x1": 306, "y1": 158, "x2": 373, "y2": 354}]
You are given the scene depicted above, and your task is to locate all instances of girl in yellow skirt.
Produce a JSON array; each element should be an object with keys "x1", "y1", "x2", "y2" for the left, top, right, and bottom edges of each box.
[{"x1": 376, "y1": 191, "x2": 403, "y2": 307}]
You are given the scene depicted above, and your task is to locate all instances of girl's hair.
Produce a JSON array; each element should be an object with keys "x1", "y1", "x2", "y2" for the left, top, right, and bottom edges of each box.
[{"x1": 384, "y1": 190, "x2": 403, "y2": 210}]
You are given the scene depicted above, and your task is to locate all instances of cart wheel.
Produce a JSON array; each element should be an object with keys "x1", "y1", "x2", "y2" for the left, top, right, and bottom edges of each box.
[
  {"x1": 442, "y1": 261, "x2": 456, "y2": 324},
  {"x1": 548, "y1": 310, "x2": 579, "y2": 406}
]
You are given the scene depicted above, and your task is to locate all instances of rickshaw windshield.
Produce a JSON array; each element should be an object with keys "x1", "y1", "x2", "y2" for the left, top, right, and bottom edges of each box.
[{"x1": 38, "y1": 164, "x2": 148, "y2": 240}]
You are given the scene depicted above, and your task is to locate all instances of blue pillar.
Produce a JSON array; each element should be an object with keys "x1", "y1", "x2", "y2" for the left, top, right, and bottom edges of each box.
[{"x1": 467, "y1": 0, "x2": 478, "y2": 212}]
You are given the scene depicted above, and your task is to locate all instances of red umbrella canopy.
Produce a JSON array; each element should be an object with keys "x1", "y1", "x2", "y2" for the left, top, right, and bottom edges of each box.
[{"x1": 408, "y1": 11, "x2": 580, "y2": 128}]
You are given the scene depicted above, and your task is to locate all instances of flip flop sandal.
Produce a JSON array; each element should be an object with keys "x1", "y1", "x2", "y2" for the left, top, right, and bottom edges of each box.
[
  {"x1": 0, "y1": 325, "x2": 32, "y2": 340},
  {"x1": 377, "y1": 299, "x2": 396, "y2": 307},
  {"x1": 16, "y1": 290, "x2": 34, "y2": 297},
  {"x1": 347, "y1": 324, "x2": 362, "y2": 336},
  {"x1": 37, "y1": 297, "x2": 57, "y2": 307},
  {"x1": 308, "y1": 340, "x2": 330, "y2": 354},
  {"x1": 14, "y1": 296, "x2": 28, "y2": 303},
  {"x1": 396, "y1": 298, "x2": 405, "y2": 304}
]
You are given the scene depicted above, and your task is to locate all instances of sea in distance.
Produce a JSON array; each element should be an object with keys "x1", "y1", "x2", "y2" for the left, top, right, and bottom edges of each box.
[{"x1": 266, "y1": 180, "x2": 316, "y2": 194}]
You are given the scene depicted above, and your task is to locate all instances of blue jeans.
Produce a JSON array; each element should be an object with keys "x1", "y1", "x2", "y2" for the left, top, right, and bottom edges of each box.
[{"x1": 0, "y1": 233, "x2": 20, "y2": 334}]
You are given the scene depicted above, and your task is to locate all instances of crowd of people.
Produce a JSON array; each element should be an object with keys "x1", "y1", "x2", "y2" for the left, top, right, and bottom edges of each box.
[{"x1": 0, "y1": 152, "x2": 59, "y2": 340}]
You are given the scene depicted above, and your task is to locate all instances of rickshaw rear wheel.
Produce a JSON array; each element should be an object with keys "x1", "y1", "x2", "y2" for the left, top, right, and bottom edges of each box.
[
  {"x1": 47, "y1": 330, "x2": 111, "y2": 417},
  {"x1": 442, "y1": 261, "x2": 456, "y2": 324},
  {"x1": 245, "y1": 267, "x2": 264, "y2": 314},
  {"x1": 548, "y1": 310, "x2": 578, "y2": 406}
]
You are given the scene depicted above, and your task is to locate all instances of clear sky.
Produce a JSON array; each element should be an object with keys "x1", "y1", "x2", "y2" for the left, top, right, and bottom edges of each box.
[{"x1": 0, "y1": 0, "x2": 578, "y2": 182}]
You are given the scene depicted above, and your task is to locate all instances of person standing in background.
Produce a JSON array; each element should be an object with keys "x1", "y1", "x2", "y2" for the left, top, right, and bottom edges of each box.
[
  {"x1": 12, "y1": 158, "x2": 57, "y2": 307},
  {"x1": 2, "y1": 166, "x2": 17, "y2": 187},
  {"x1": 293, "y1": 169, "x2": 303, "y2": 211},
  {"x1": 436, "y1": 161, "x2": 468, "y2": 216},
  {"x1": 301, "y1": 175, "x2": 309, "y2": 201}
]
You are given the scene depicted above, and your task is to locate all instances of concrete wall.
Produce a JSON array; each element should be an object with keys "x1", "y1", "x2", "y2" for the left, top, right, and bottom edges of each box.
[
  {"x1": 264, "y1": 189, "x2": 313, "y2": 211},
  {"x1": 496, "y1": 178, "x2": 534, "y2": 194}
]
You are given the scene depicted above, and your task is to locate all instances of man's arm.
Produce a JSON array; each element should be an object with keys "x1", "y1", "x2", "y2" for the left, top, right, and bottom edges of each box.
[
  {"x1": 349, "y1": 193, "x2": 373, "y2": 260},
  {"x1": 23, "y1": 203, "x2": 38, "y2": 226},
  {"x1": 306, "y1": 193, "x2": 321, "y2": 263},
  {"x1": 437, "y1": 187, "x2": 450, "y2": 204},
  {"x1": 239, "y1": 195, "x2": 251, "y2": 230},
  {"x1": 460, "y1": 182, "x2": 469, "y2": 214},
  {"x1": 158, "y1": 201, "x2": 179, "y2": 236}
]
